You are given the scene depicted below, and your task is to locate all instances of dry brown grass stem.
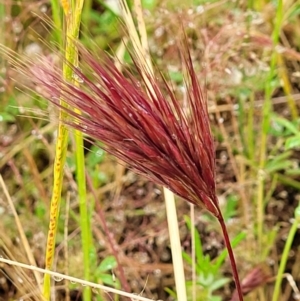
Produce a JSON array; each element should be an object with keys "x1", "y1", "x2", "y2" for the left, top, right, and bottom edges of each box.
[
  {"x1": 0, "y1": 174, "x2": 41, "y2": 287},
  {"x1": 0, "y1": 257, "x2": 157, "y2": 301}
]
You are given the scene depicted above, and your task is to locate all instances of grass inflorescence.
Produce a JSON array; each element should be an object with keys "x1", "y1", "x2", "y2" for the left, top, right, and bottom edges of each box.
[{"x1": 1, "y1": 1, "x2": 300, "y2": 301}]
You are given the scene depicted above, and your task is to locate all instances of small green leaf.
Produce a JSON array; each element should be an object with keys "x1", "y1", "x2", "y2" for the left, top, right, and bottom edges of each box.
[
  {"x1": 182, "y1": 251, "x2": 192, "y2": 265},
  {"x1": 271, "y1": 115, "x2": 299, "y2": 136},
  {"x1": 265, "y1": 160, "x2": 293, "y2": 173},
  {"x1": 198, "y1": 273, "x2": 214, "y2": 287},
  {"x1": 184, "y1": 215, "x2": 204, "y2": 266},
  {"x1": 223, "y1": 194, "x2": 238, "y2": 221},
  {"x1": 0, "y1": 112, "x2": 16, "y2": 122},
  {"x1": 87, "y1": 146, "x2": 105, "y2": 166},
  {"x1": 287, "y1": 4, "x2": 300, "y2": 20},
  {"x1": 286, "y1": 169, "x2": 300, "y2": 176},
  {"x1": 97, "y1": 255, "x2": 117, "y2": 272},
  {"x1": 265, "y1": 151, "x2": 293, "y2": 173},
  {"x1": 209, "y1": 277, "x2": 230, "y2": 291},
  {"x1": 96, "y1": 273, "x2": 116, "y2": 286},
  {"x1": 164, "y1": 287, "x2": 177, "y2": 298},
  {"x1": 285, "y1": 135, "x2": 300, "y2": 150}
]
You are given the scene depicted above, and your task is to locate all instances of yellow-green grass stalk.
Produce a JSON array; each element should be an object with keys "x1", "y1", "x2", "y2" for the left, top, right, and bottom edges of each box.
[
  {"x1": 272, "y1": 202, "x2": 300, "y2": 301},
  {"x1": 257, "y1": 0, "x2": 283, "y2": 251},
  {"x1": 62, "y1": 1, "x2": 91, "y2": 300},
  {"x1": 43, "y1": 123, "x2": 69, "y2": 300},
  {"x1": 43, "y1": 1, "x2": 68, "y2": 297},
  {"x1": 44, "y1": 0, "x2": 91, "y2": 300}
]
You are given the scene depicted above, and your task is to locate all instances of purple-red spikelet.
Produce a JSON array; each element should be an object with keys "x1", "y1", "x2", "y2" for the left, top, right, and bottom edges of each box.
[{"x1": 29, "y1": 44, "x2": 220, "y2": 217}]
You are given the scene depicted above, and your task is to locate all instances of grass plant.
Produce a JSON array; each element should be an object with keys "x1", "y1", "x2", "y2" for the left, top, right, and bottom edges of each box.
[
  {"x1": 13, "y1": 17, "x2": 244, "y2": 301},
  {"x1": 1, "y1": 1, "x2": 300, "y2": 301}
]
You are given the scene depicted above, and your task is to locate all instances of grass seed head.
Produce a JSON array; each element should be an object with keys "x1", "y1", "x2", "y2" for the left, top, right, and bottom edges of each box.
[{"x1": 28, "y1": 44, "x2": 220, "y2": 217}]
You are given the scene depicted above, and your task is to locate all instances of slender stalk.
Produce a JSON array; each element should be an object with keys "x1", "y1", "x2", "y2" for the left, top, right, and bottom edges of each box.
[
  {"x1": 164, "y1": 188, "x2": 187, "y2": 301},
  {"x1": 246, "y1": 92, "x2": 255, "y2": 161},
  {"x1": 49, "y1": 0, "x2": 62, "y2": 44},
  {"x1": 0, "y1": 175, "x2": 41, "y2": 288},
  {"x1": 0, "y1": 258, "x2": 155, "y2": 301},
  {"x1": 61, "y1": 1, "x2": 91, "y2": 300},
  {"x1": 43, "y1": 123, "x2": 69, "y2": 300},
  {"x1": 43, "y1": 2, "x2": 69, "y2": 298},
  {"x1": 75, "y1": 130, "x2": 91, "y2": 301},
  {"x1": 218, "y1": 213, "x2": 244, "y2": 301},
  {"x1": 190, "y1": 204, "x2": 196, "y2": 301},
  {"x1": 64, "y1": 193, "x2": 71, "y2": 301},
  {"x1": 272, "y1": 202, "x2": 300, "y2": 301}
]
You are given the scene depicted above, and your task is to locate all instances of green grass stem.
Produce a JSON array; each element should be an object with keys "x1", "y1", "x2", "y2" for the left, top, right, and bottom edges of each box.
[
  {"x1": 74, "y1": 130, "x2": 91, "y2": 301},
  {"x1": 272, "y1": 202, "x2": 300, "y2": 301},
  {"x1": 62, "y1": 1, "x2": 91, "y2": 300},
  {"x1": 247, "y1": 92, "x2": 255, "y2": 161},
  {"x1": 50, "y1": 0, "x2": 62, "y2": 44}
]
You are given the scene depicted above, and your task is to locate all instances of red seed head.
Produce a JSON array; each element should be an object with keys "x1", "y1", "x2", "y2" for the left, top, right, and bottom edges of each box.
[
  {"x1": 29, "y1": 43, "x2": 220, "y2": 216},
  {"x1": 230, "y1": 266, "x2": 271, "y2": 301}
]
